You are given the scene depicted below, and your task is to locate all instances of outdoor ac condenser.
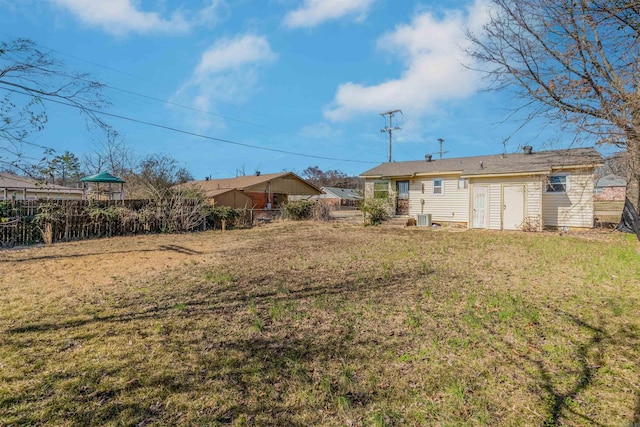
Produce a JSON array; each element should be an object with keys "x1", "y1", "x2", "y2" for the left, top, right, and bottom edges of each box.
[{"x1": 416, "y1": 213, "x2": 432, "y2": 227}]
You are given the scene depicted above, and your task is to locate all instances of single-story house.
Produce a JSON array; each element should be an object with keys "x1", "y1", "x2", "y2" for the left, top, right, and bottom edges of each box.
[
  {"x1": 0, "y1": 173, "x2": 84, "y2": 201},
  {"x1": 304, "y1": 186, "x2": 363, "y2": 208},
  {"x1": 177, "y1": 172, "x2": 322, "y2": 209},
  {"x1": 360, "y1": 146, "x2": 604, "y2": 231},
  {"x1": 594, "y1": 174, "x2": 626, "y2": 201}
]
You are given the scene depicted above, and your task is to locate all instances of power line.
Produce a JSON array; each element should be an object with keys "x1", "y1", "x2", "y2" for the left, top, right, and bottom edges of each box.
[
  {"x1": 0, "y1": 55, "x2": 311, "y2": 138},
  {"x1": 0, "y1": 31, "x2": 163, "y2": 86},
  {"x1": 0, "y1": 33, "x2": 365, "y2": 147},
  {"x1": 0, "y1": 85, "x2": 380, "y2": 164}
]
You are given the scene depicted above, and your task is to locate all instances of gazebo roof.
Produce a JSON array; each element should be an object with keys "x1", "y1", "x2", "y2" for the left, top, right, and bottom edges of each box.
[{"x1": 80, "y1": 171, "x2": 125, "y2": 183}]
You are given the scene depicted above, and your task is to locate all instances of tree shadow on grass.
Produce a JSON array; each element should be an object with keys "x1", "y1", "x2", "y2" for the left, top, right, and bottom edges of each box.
[
  {"x1": 3, "y1": 314, "x2": 386, "y2": 426},
  {"x1": 474, "y1": 304, "x2": 634, "y2": 426},
  {"x1": 0, "y1": 244, "x2": 204, "y2": 263},
  {"x1": 2, "y1": 265, "x2": 429, "y2": 425},
  {"x1": 5, "y1": 263, "x2": 428, "y2": 335}
]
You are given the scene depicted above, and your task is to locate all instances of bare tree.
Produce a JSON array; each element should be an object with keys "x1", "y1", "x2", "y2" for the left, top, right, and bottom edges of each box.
[
  {"x1": 302, "y1": 165, "x2": 360, "y2": 189},
  {"x1": 467, "y1": 0, "x2": 640, "y2": 237},
  {"x1": 128, "y1": 154, "x2": 194, "y2": 200},
  {"x1": 83, "y1": 128, "x2": 135, "y2": 179},
  {"x1": 0, "y1": 38, "x2": 109, "y2": 171}
]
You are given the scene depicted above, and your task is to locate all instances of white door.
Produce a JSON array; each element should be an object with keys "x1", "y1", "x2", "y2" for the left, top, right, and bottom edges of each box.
[
  {"x1": 503, "y1": 185, "x2": 525, "y2": 230},
  {"x1": 472, "y1": 186, "x2": 488, "y2": 228}
]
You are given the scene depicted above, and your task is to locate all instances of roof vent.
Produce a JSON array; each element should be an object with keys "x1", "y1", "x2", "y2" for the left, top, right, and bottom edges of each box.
[
  {"x1": 256, "y1": 171, "x2": 261, "y2": 176},
  {"x1": 425, "y1": 154, "x2": 433, "y2": 162},
  {"x1": 523, "y1": 145, "x2": 533, "y2": 155}
]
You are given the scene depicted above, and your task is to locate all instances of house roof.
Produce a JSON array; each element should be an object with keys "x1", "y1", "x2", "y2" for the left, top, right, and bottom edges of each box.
[
  {"x1": 595, "y1": 174, "x2": 626, "y2": 187},
  {"x1": 321, "y1": 187, "x2": 363, "y2": 200},
  {"x1": 360, "y1": 147, "x2": 603, "y2": 178},
  {"x1": 179, "y1": 186, "x2": 250, "y2": 199},
  {"x1": 0, "y1": 173, "x2": 83, "y2": 193},
  {"x1": 80, "y1": 171, "x2": 125, "y2": 183},
  {"x1": 178, "y1": 172, "x2": 322, "y2": 195}
]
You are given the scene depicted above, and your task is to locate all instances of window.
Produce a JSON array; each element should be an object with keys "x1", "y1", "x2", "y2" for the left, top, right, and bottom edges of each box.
[
  {"x1": 546, "y1": 175, "x2": 568, "y2": 193},
  {"x1": 433, "y1": 179, "x2": 444, "y2": 195},
  {"x1": 594, "y1": 187, "x2": 603, "y2": 195},
  {"x1": 458, "y1": 178, "x2": 468, "y2": 189},
  {"x1": 396, "y1": 180, "x2": 409, "y2": 198},
  {"x1": 373, "y1": 181, "x2": 390, "y2": 199}
]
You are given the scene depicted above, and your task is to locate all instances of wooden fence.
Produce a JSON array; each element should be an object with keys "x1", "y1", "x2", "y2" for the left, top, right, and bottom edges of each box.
[{"x1": 0, "y1": 199, "x2": 247, "y2": 248}]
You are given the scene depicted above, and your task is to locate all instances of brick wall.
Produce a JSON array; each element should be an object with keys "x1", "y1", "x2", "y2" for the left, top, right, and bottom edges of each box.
[{"x1": 594, "y1": 186, "x2": 626, "y2": 202}]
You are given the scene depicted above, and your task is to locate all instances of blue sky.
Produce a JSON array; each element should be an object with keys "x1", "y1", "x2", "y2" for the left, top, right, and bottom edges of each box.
[{"x1": 0, "y1": 0, "x2": 602, "y2": 179}]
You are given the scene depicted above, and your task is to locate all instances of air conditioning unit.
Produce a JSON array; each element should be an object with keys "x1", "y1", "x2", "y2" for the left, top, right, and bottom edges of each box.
[{"x1": 416, "y1": 213, "x2": 432, "y2": 227}]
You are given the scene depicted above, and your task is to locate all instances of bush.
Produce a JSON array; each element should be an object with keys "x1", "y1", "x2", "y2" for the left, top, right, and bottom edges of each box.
[
  {"x1": 208, "y1": 205, "x2": 241, "y2": 229},
  {"x1": 312, "y1": 202, "x2": 333, "y2": 221},
  {"x1": 360, "y1": 198, "x2": 393, "y2": 225},
  {"x1": 283, "y1": 200, "x2": 315, "y2": 220}
]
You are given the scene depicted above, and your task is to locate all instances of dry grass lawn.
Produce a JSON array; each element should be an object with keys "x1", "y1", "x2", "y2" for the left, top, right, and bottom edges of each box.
[{"x1": 1, "y1": 222, "x2": 639, "y2": 426}]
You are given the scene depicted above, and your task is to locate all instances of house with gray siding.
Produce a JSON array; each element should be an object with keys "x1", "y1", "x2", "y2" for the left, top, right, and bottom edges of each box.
[{"x1": 360, "y1": 147, "x2": 603, "y2": 231}]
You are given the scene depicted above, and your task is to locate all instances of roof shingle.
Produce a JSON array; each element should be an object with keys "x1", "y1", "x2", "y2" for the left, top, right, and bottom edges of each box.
[{"x1": 360, "y1": 147, "x2": 602, "y2": 178}]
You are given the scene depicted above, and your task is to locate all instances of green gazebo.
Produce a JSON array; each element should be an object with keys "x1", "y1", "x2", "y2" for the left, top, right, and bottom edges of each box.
[{"x1": 80, "y1": 172, "x2": 126, "y2": 200}]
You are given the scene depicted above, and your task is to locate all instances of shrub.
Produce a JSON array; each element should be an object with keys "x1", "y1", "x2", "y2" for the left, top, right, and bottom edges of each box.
[
  {"x1": 283, "y1": 200, "x2": 316, "y2": 220},
  {"x1": 360, "y1": 198, "x2": 393, "y2": 225},
  {"x1": 312, "y1": 202, "x2": 333, "y2": 221},
  {"x1": 208, "y1": 205, "x2": 241, "y2": 229}
]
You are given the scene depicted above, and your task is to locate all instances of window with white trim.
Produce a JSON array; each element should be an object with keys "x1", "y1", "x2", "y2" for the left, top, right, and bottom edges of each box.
[
  {"x1": 433, "y1": 178, "x2": 444, "y2": 195},
  {"x1": 373, "y1": 181, "x2": 390, "y2": 199},
  {"x1": 546, "y1": 175, "x2": 568, "y2": 193}
]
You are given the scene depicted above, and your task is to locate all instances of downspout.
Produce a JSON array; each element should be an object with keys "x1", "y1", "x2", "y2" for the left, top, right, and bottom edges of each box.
[{"x1": 267, "y1": 182, "x2": 271, "y2": 209}]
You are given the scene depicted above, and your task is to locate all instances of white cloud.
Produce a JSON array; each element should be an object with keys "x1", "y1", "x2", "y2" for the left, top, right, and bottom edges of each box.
[
  {"x1": 283, "y1": 0, "x2": 375, "y2": 29},
  {"x1": 51, "y1": 0, "x2": 224, "y2": 36},
  {"x1": 194, "y1": 35, "x2": 276, "y2": 79},
  {"x1": 174, "y1": 35, "x2": 276, "y2": 131},
  {"x1": 324, "y1": 0, "x2": 490, "y2": 121}
]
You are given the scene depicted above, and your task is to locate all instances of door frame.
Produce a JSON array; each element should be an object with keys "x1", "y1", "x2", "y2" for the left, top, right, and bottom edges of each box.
[
  {"x1": 395, "y1": 180, "x2": 410, "y2": 215},
  {"x1": 471, "y1": 185, "x2": 489, "y2": 229},
  {"x1": 502, "y1": 184, "x2": 526, "y2": 230}
]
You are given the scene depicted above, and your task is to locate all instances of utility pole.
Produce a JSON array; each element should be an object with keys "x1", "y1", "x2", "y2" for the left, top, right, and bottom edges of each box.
[
  {"x1": 380, "y1": 109, "x2": 401, "y2": 162},
  {"x1": 436, "y1": 138, "x2": 448, "y2": 159}
]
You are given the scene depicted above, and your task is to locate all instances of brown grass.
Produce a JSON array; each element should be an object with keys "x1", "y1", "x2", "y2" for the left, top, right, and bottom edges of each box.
[{"x1": 1, "y1": 222, "x2": 638, "y2": 426}]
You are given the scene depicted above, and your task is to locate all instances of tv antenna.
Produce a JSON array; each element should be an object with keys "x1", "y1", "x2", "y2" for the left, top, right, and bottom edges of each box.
[
  {"x1": 380, "y1": 109, "x2": 401, "y2": 162},
  {"x1": 436, "y1": 138, "x2": 448, "y2": 159}
]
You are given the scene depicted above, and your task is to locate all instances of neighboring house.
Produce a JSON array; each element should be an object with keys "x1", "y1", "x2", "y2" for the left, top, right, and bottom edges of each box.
[
  {"x1": 177, "y1": 172, "x2": 322, "y2": 209},
  {"x1": 360, "y1": 147, "x2": 603, "y2": 231},
  {"x1": 306, "y1": 187, "x2": 363, "y2": 208},
  {"x1": 0, "y1": 173, "x2": 84, "y2": 201},
  {"x1": 594, "y1": 174, "x2": 626, "y2": 201}
]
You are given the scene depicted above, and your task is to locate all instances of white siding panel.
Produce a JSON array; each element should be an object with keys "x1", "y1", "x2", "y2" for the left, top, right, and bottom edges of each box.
[
  {"x1": 542, "y1": 171, "x2": 594, "y2": 228},
  {"x1": 409, "y1": 178, "x2": 468, "y2": 223},
  {"x1": 471, "y1": 176, "x2": 544, "y2": 230}
]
